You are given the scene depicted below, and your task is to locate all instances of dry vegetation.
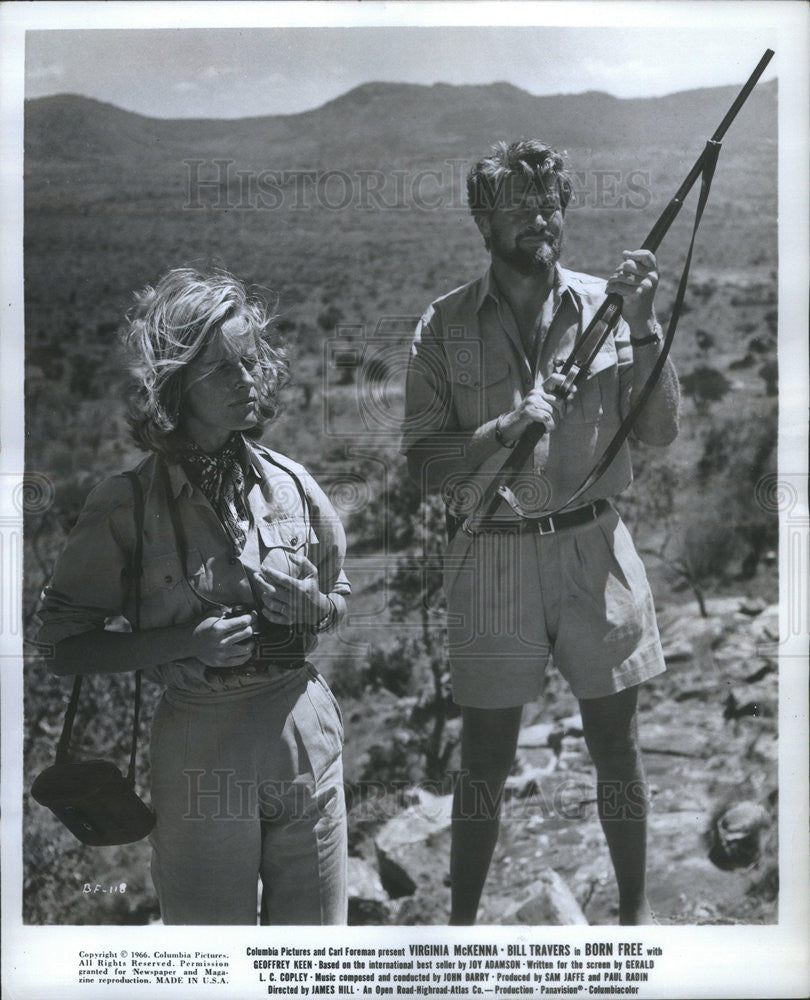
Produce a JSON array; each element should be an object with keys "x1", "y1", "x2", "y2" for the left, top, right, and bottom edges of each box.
[{"x1": 22, "y1": 85, "x2": 778, "y2": 924}]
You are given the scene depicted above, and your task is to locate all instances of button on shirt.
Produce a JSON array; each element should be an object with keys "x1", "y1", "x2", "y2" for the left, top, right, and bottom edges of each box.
[
  {"x1": 37, "y1": 441, "x2": 350, "y2": 694},
  {"x1": 402, "y1": 265, "x2": 635, "y2": 515}
]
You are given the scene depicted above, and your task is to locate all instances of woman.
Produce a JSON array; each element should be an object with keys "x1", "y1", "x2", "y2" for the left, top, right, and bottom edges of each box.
[{"x1": 37, "y1": 267, "x2": 349, "y2": 925}]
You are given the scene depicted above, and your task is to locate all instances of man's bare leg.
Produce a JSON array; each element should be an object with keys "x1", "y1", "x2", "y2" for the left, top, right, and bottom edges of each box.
[
  {"x1": 449, "y1": 705, "x2": 523, "y2": 925},
  {"x1": 579, "y1": 685, "x2": 654, "y2": 925}
]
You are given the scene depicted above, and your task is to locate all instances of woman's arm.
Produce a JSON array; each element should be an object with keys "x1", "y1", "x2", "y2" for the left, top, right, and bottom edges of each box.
[
  {"x1": 40, "y1": 473, "x2": 249, "y2": 676},
  {"x1": 52, "y1": 613, "x2": 256, "y2": 677}
]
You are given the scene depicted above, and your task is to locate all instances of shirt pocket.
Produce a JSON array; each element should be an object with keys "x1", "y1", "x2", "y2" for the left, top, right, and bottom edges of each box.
[
  {"x1": 258, "y1": 516, "x2": 315, "y2": 577},
  {"x1": 142, "y1": 550, "x2": 189, "y2": 593},
  {"x1": 564, "y1": 343, "x2": 617, "y2": 424},
  {"x1": 138, "y1": 547, "x2": 203, "y2": 621},
  {"x1": 451, "y1": 355, "x2": 514, "y2": 428}
]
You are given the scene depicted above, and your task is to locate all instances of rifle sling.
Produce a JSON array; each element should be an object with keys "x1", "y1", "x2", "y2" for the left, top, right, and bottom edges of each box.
[{"x1": 544, "y1": 138, "x2": 722, "y2": 515}]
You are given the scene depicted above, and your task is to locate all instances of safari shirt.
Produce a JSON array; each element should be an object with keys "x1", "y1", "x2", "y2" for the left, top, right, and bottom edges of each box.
[
  {"x1": 402, "y1": 265, "x2": 635, "y2": 516},
  {"x1": 37, "y1": 441, "x2": 350, "y2": 694}
]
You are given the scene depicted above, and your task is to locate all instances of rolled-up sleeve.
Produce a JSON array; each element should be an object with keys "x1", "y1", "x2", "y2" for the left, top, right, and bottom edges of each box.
[
  {"x1": 401, "y1": 307, "x2": 455, "y2": 457},
  {"x1": 302, "y1": 474, "x2": 351, "y2": 598},
  {"x1": 36, "y1": 476, "x2": 134, "y2": 647}
]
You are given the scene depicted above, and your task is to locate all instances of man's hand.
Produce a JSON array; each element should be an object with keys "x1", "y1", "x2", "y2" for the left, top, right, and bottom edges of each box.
[
  {"x1": 606, "y1": 249, "x2": 659, "y2": 329},
  {"x1": 190, "y1": 613, "x2": 255, "y2": 667},
  {"x1": 253, "y1": 553, "x2": 331, "y2": 627},
  {"x1": 496, "y1": 372, "x2": 577, "y2": 444}
]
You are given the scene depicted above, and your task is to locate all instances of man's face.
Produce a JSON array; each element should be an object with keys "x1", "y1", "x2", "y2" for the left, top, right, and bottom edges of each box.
[{"x1": 479, "y1": 177, "x2": 565, "y2": 276}]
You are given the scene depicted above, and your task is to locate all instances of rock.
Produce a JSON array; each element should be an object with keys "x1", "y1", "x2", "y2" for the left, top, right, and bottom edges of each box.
[
  {"x1": 505, "y1": 763, "x2": 557, "y2": 800},
  {"x1": 723, "y1": 689, "x2": 776, "y2": 721},
  {"x1": 707, "y1": 801, "x2": 770, "y2": 871},
  {"x1": 347, "y1": 855, "x2": 387, "y2": 901},
  {"x1": 518, "y1": 722, "x2": 556, "y2": 747},
  {"x1": 747, "y1": 604, "x2": 779, "y2": 644},
  {"x1": 500, "y1": 868, "x2": 589, "y2": 925},
  {"x1": 640, "y1": 720, "x2": 710, "y2": 759},
  {"x1": 659, "y1": 611, "x2": 730, "y2": 663},
  {"x1": 374, "y1": 789, "x2": 453, "y2": 899},
  {"x1": 738, "y1": 597, "x2": 767, "y2": 616},
  {"x1": 661, "y1": 640, "x2": 696, "y2": 663},
  {"x1": 559, "y1": 713, "x2": 584, "y2": 733},
  {"x1": 394, "y1": 890, "x2": 450, "y2": 925},
  {"x1": 347, "y1": 857, "x2": 392, "y2": 925}
]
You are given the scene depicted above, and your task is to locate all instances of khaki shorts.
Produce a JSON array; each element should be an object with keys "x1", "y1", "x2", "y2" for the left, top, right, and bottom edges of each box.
[{"x1": 443, "y1": 503, "x2": 665, "y2": 708}]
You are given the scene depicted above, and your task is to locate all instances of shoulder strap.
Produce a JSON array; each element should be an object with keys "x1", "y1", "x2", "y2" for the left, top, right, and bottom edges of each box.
[
  {"x1": 160, "y1": 457, "x2": 190, "y2": 578},
  {"x1": 122, "y1": 470, "x2": 145, "y2": 784},
  {"x1": 261, "y1": 449, "x2": 314, "y2": 531},
  {"x1": 54, "y1": 471, "x2": 146, "y2": 784}
]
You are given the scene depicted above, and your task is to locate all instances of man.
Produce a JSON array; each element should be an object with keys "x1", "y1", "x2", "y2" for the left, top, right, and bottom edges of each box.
[{"x1": 402, "y1": 139, "x2": 679, "y2": 925}]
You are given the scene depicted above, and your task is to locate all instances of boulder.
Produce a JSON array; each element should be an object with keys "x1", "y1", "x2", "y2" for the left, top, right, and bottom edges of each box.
[
  {"x1": 347, "y1": 856, "x2": 392, "y2": 925},
  {"x1": 500, "y1": 868, "x2": 589, "y2": 925},
  {"x1": 374, "y1": 789, "x2": 453, "y2": 899},
  {"x1": 659, "y1": 612, "x2": 730, "y2": 663},
  {"x1": 707, "y1": 801, "x2": 770, "y2": 871}
]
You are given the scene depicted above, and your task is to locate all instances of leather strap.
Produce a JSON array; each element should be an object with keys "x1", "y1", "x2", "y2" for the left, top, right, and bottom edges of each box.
[
  {"x1": 54, "y1": 470, "x2": 146, "y2": 785},
  {"x1": 123, "y1": 470, "x2": 145, "y2": 784},
  {"x1": 554, "y1": 139, "x2": 721, "y2": 513}
]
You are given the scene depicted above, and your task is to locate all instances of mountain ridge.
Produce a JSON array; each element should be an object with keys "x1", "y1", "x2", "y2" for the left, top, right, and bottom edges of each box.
[{"x1": 25, "y1": 77, "x2": 777, "y2": 171}]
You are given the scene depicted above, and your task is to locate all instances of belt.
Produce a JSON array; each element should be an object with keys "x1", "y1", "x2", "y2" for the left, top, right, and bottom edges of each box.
[
  {"x1": 527, "y1": 497, "x2": 610, "y2": 535},
  {"x1": 470, "y1": 498, "x2": 610, "y2": 535},
  {"x1": 205, "y1": 655, "x2": 305, "y2": 680}
]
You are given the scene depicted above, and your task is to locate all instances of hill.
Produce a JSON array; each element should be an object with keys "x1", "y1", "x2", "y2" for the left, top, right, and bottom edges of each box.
[{"x1": 25, "y1": 78, "x2": 777, "y2": 180}]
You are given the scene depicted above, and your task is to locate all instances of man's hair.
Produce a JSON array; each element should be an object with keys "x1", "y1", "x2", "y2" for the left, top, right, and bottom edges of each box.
[
  {"x1": 122, "y1": 266, "x2": 289, "y2": 453},
  {"x1": 466, "y1": 139, "x2": 572, "y2": 218}
]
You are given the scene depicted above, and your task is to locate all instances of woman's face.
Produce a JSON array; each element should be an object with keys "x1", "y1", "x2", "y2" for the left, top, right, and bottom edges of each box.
[{"x1": 180, "y1": 316, "x2": 261, "y2": 452}]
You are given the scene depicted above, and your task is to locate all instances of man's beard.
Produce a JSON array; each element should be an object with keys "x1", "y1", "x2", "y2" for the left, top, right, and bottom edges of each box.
[{"x1": 491, "y1": 233, "x2": 563, "y2": 276}]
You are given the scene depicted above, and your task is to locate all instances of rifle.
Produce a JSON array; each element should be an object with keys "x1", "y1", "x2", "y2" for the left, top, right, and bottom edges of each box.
[{"x1": 461, "y1": 49, "x2": 775, "y2": 536}]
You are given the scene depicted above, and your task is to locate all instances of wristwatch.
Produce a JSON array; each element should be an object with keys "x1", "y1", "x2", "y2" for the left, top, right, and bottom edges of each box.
[{"x1": 630, "y1": 322, "x2": 663, "y2": 347}]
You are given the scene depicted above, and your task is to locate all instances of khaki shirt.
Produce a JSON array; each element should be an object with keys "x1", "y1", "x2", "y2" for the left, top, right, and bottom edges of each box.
[
  {"x1": 37, "y1": 441, "x2": 350, "y2": 693},
  {"x1": 402, "y1": 265, "x2": 635, "y2": 515}
]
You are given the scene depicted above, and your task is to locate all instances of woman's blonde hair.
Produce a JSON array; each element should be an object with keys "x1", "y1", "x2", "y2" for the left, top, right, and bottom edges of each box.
[{"x1": 123, "y1": 266, "x2": 289, "y2": 452}]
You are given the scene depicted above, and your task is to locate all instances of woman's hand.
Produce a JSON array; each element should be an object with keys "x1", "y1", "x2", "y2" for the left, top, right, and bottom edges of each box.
[
  {"x1": 189, "y1": 613, "x2": 255, "y2": 667},
  {"x1": 253, "y1": 553, "x2": 331, "y2": 627}
]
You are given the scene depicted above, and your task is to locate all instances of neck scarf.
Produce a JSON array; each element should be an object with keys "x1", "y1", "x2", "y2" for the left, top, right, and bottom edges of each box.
[{"x1": 180, "y1": 435, "x2": 251, "y2": 551}]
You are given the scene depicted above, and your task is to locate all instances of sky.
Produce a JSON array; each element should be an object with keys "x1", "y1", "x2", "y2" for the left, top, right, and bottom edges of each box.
[{"x1": 23, "y1": 20, "x2": 780, "y2": 119}]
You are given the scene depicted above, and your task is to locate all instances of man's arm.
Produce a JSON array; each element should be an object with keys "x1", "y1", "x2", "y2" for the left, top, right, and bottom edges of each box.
[
  {"x1": 402, "y1": 313, "x2": 501, "y2": 493},
  {"x1": 624, "y1": 326, "x2": 680, "y2": 446},
  {"x1": 608, "y1": 250, "x2": 680, "y2": 446},
  {"x1": 402, "y1": 314, "x2": 569, "y2": 493}
]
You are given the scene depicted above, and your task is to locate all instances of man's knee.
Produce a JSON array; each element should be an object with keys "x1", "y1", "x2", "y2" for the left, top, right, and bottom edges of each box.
[
  {"x1": 460, "y1": 705, "x2": 523, "y2": 776},
  {"x1": 579, "y1": 687, "x2": 641, "y2": 762}
]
